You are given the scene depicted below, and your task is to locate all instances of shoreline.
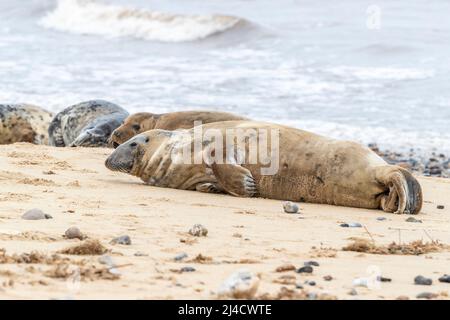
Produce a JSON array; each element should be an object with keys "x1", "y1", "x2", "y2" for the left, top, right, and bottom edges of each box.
[{"x1": 0, "y1": 143, "x2": 449, "y2": 300}]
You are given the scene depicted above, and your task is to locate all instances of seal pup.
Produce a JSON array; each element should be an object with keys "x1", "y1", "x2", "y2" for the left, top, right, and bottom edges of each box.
[
  {"x1": 109, "y1": 110, "x2": 247, "y2": 148},
  {"x1": 48, "y1": 100, "x2": 129, "y2": 147},
  {"x1": 105, "y1": 121, "x2": 423, "y2": 215},
  {"x1": 0, "y1": 104, "x2": 53, "y2": 145}
]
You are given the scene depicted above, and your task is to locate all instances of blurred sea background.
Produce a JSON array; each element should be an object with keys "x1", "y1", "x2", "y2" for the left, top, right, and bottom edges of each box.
[{"x1": 1, "y1": 0, "x2": 450, "y2": 157}]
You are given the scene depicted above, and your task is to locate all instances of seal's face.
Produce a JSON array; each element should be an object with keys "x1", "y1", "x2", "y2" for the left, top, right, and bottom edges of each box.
[
  {"x1": 72, "y1": 115, "x2": 126, "y2": 148},
  {"x1": 105, "y1": 134, "x2": 150, "y2": 174},
  {"x1": 110, "y1": 113, "x2": 156, "y2": 148}
]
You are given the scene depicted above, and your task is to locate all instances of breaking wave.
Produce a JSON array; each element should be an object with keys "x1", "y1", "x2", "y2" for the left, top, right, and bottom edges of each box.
[{"x1": 39, "y1": 0, "x2": 247, "y2": 42}]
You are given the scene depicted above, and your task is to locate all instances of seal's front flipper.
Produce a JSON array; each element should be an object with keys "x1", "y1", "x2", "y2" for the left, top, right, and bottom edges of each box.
[
  {"x1": 196, "y1": 182, "x2": 223, "y2": 194},
  {"x1": 211, "y1": 163, "x2": 258, "y2": 198}
]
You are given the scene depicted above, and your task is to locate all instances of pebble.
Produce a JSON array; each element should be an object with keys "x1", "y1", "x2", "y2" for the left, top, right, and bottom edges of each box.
[
  {"x1": 188, "y1": 224, "x2": 208, "y2": 237},
  {"x1": 295, "y1": 284, "x2": 304, "y2": 289},
  {"x1": 376, "y1": 217, "x2": 387, "y2": 221},
  {"x1": 134, "y1": 251, "x2": 148, "y2": 257},
  {"x1": 340, "y1": 222, "x2": 362, "y2": 228},
  {"x1": 437, "y1": 205, "x2": 445, "y2": 210},
  {"x1": 180, "y1": 267, "x2": 196, "y2": 273},
  {"x1": 98, "y1": 255, "x2": 114, "y2": 266},
  {"x1": 22, "y1": 209, "x2": 52, "y2": 220},
  {"x1": 218, "y1": 270, "x2": 260, "y2": 299},
  {"x1": 438, "y1": 274, "x2": 450, "y2": 283},
  {"x1": 348, "y1": 288, "x2": 358, "y2": 296},
  {"x1": 174, "y1": 253, "x2": 188, "y2": 261},
  {"x1": 414, "y1": 275, "x2": 432, "y2": 286},
  {"x1": 323, "y1": 275, "x2": 333, "y2": 281},
  {"x1": 110, "y1": 235, "x2": 131, "y2": 245},
  {"x1": 307, "y1": 280, "x2": 316, "y2": 286},
  {"x1": 282, "y1": 201, "x2": 299, "y2": 214},
  {"x1": 406, "y1": 217, "x2": 422, "y2": 223},
  {"x1": 64, "y1": 227, "x2": 84, "y2": 240},
  {"x1": 378, "y1": 276, "x2": 392, "y2": 282},
  {"x1": 297, "y1": 266, "x2": 313, "y2": 274},
  {"x1": 304, "y1": 261, "x2": 319, "y2": 267},
  {"x1": 416, "y1": 292, "x2": 438, "y2": 299}
]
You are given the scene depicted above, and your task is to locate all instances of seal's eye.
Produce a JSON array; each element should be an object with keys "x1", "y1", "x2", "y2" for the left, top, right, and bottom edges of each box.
[
  {"x1": 132, "y1": 124, "x2": 140, "y2": 131},
  {"x1": 130, "y1": 142, "x2": 137, "y2": 147},
  {"x1": 145, "y1": 137, "x2": 150, "y2": 143}
]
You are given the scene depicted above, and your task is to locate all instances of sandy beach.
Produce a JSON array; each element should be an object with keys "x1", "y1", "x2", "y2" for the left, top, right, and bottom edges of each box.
[{"x1": 0, "y1": 142, "x2": 449, "y2": 300}]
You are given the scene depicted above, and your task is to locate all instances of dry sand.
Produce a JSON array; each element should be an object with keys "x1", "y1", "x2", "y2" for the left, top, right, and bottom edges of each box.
[{"x1": 0, "y1": 143, "x2": 449, "y2": 300}]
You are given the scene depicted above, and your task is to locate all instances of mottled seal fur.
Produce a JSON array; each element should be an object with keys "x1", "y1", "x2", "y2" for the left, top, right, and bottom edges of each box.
[
  {"x1": 48, "y1": 100, "x2": 129, "y2": 147},
  {"x1": 109, "y1": 110, "x2": 247, "y2": 148},
  {"x1": 0, "y1": 104, "x2": 53, "y2": 145},
  {"x1": 105, "y1": 121, "x2": 423, "y2": 215}
]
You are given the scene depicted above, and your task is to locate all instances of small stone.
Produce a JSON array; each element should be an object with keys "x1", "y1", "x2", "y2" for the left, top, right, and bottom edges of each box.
[
  {"x1": 180, "y1": 266, "x2": 196, "y2": 273},
  {"x1": 22, "y1": 209, "x2": 52, "y2": 220},
  {"x1": 406, "y1": 217, "x2": 422, "y2": 223},
  {"x1": 98, "y1": 255, "x2": 113, "y2": 266},
  {"x1": 414, "y1": 275, "x2": 432, "y2": 285},
  {"x1": 323, "y1": 275, "x2": 333, "y2": 281},
  {"x1": 275, "y1": 264, "x2": 296, "y2": 272},
  {"x1": 64, "y1": 227, "x2": 84, "y2": 240},
  {"x1": 174, "y1": 253, "x2": 188, "y2": 261},
  {"x1": 377, "y1": 217, "x2": 387, "y2": 221},
  {"x1": 378, "y1": 276, "x2": 392, "y2": 282},
  {"x1": 437, "y1": 205, "x2": 445, "y2": 210},
  {"x1": 283, "y1": 201, "x2": 299, "y2": 214},
  {"x1": 307, "y1": 280, "x2": 316, "y2": 286},
  {"x1": 295, "y1": 284, "x2": 304, "y2": 289},
  {"x1": 340, "y1": 222, "x2": 362, "y2": 228},
  {"x1": 348, "y1": 288, "x2": 358, "y2": 296},
  {"x1": 218, "y1": 270, "x2": 260, "y2": 299},
  {"x1": 134, "y1": 251, "x2": 148, "y2": 257},
  {"x1": 110, "y1": 235, "x2": 131, "y2": 245},
  {"x1": 188, "y1": 224, "x2": 208, "y2": 237},
  {"x1": 304, "y1": 260, "x2": 319, "y2": 267},
  {"x1": 297, "y1": 266, "x2": 313, "y2": 274},
  {"x1": 438, "y1": 274, "x2": 450, "y2": 283},
  {"x1": 416, "y1": 292, "x2": 438, "y2": 299}
]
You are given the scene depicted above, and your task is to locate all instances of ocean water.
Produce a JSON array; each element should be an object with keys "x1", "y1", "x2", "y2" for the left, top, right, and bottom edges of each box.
[{"x1": 1, "y1": 0, "x2": 450, "y2": 156}]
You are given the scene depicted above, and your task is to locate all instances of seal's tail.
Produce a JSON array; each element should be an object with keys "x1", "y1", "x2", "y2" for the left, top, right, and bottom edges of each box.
[{"x1": 376, "y1": 166, "x2": 423, "y2": 215}]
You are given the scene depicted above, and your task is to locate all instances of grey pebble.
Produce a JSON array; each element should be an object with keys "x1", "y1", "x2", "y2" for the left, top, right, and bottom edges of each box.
[
  {"x1": 307, "y1": 280, "x2": 316, "y2": 286},
  {"x1": 181, "y1": 266, "x2": 196, "y2": 273},
  {"x1": 134, "y1": 251, "x2": 148, "y2": 257},
  {"x1": 188, "y1": 224, "x2": 208, "y2": 237},
  {"x1": 174, "y1": 253, "x2": 188, "y2": 261},
  {"x1": 414, "y1": 275, "x2": 432, "y2": 286},
  {"x1": 304, "y1": 261, "x2": 320, "y2": 267},
  {"x1": 438, "y1": 274, "x2": 450, "y2": 283},
  {"x1": 64, "y1": 227, "x2": 84, "y2": 240},
  {"x1": 295, "y1": 284, "x2": 304, "y2": 289},
  {"x1": 283, "y1": 201, "x2": 299, "y2": 214},
  {"x1": 378, "y1": 276, "x2": 392, "y2": 282},
  {"x1": 98, "y1": 255, "x2": 113, "y2": 266},
  {"x1": 323, "y1": 275, "x2": 333, "y2": 281},
  {"x1": 437, "y1": 205, "x2": 445, "y2": 210},
  {"x1": 348, "y1": 288, "x2": 358, "y2": 296},
  {"x1": 406, "y1": 217, "x2": 422, "y2": 223},
  {"x1": 110, "y1": 235, "x2": 131, "y2": 245},
  {"x1": 376, "y1": 217, "x2": 387, "y2": 221},
  {"x1": 340, "y1": 222, "x2": 362, "y2": 228},
  {"x1": 297, "y1": 266, "x2": 313, "y2": 274},
  {"x1": 22, "y1": 209, "x2": 52, "y2": 220},
  {"x1": 416, "y1": 292, "x2": 438, "y2": 299}
]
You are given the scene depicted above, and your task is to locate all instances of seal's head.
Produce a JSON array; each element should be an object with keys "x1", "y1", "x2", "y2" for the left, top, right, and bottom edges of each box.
[
  {"x1": 71, "y1": 113, "x2": 127, "y2": 148},
  {"x1": 109, "y1": 112, "x2": 158, "y2": 148},
  {"x1": 105, "y1": 133, "x2": 150, "y2": 174}
]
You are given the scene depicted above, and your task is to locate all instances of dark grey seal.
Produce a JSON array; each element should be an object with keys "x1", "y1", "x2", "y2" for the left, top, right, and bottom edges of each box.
[{"x1": 48, "y1": 100, "x2": 129, "y2": 147}]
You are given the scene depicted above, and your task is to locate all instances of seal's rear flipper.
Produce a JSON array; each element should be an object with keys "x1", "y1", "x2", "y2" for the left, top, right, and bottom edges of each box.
[
  {"x1": 211, "y1": 163, "x2": 258, "y2": 198},
  {"x1": 376, "y1": 166, "x2": 423, "y2": 215}
]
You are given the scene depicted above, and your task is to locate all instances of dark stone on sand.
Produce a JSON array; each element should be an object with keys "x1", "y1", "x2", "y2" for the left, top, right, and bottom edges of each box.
[
  {"x1": 295, "y1": 284, "x2": 304, "y2": 289},
  {"x1": 414, "y1": 275, "x2": 432, "y2": 286},
  {"x1": 304, "y1": 261, "x2": 319, "y2": 267},
  {"x1": 110, "y1": 235, "x2": 131, "y2": 245},
  {"x1": 323, "y1": 275, "x2": 333, "y2": 281},
  {"x1": 134, "y1": 251, "x2": 148, "y2": 257},
  {"x1": 297, "y1": 266, "x2": 313, "y2": 274},
  {"x1": 416, "y1": 292, "x2": 438, "y2": 299},
  {"x1": 378, "y1": 276, "x2": 392, "y2": 282},
  {"x1": 175, "y1": 253, "x2": 188, "y2": 261},
  {"x1": 307, "y1": 280, "x2": 316, "y2": 286},
  {"x1": 438, "y1": 275, "x2": 450, "y2": 283},
  {"x1": 22, "y1": 209, "x2": 52, "y2": 220},
  {"x1": 283, "y1": 201, "x2": 299, "y2": 214},
  {"x1": 406, "y1": 217, "x2": 422, "y2": 223},
  {"x1": 437, "y1": 205, "x2": 445, "y2": 210},
  {"x1": 340, "y1": 223, "x2": 362, "y2": 228},
  {"x1": 377, "y1": 217, "x2": 387, "y2": 221},
  {"x1": 181, "y1": 267, "x2": 196, "y2": 273}
]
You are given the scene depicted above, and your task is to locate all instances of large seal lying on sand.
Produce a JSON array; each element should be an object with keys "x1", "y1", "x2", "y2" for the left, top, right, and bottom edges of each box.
[
  {"x1": 0, "y1": 104, "x2": 53, "y2": 145},
  {"x1": 48, "y1": 100, "x2": 129, "y2": 147},
  {"x1": 105, "y1": 121, "x2": 423, "y2": 214},
  {"x1": 109, "y1": 110, "x2": 247, "y2": 148}
]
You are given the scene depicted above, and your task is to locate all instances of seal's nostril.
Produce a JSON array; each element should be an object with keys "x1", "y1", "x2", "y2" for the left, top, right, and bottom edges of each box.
[{"x1": 113, "y1": 142, "x2": 119, "y2": 149}]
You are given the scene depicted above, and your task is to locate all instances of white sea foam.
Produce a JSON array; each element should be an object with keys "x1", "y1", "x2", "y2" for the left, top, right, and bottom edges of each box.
[
  {"x1": 328, "y1": 66, "x2": 434, "y2": 80},
  {"x1": 39, "y1": 0, "x2": 244, "y2": 42}
]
